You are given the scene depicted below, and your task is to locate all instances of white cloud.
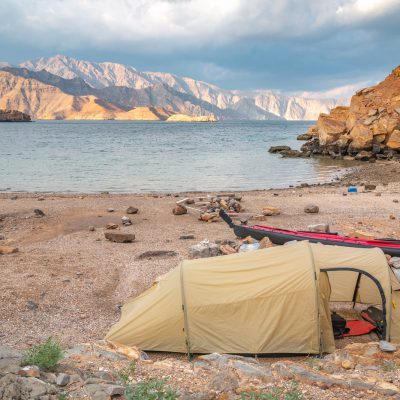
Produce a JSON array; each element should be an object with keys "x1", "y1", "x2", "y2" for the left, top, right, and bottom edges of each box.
[{"x1": 0, "y1": 0, "x2": 398, "y2": 50}]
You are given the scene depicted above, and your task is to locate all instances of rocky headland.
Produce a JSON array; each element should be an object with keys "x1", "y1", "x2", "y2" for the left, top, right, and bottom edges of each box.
[
  {"x1": 0, "y1": 109, "x2": 31, "y2": 122},
  {"x1": 271, "y1": 66, "x2": 400, "y2": 162}
]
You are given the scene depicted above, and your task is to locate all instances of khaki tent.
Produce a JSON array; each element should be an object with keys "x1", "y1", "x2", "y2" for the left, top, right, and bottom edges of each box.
[{"x1": 106, "y1": 241, "x2": 400, "y2": 354}]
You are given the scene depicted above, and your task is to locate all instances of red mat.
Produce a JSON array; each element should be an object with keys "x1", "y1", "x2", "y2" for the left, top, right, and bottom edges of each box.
[{"x1": 343, "y1": 320, "x2": 376, "y2": 337}]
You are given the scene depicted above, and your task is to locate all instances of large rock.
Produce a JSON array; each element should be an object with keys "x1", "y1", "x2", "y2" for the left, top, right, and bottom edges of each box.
[
  {"x1": 104, "y1": 232, "x2": 135, "y2": 243},
  {"x1": 387, "y1": 129, "x2": 400, "y2": 149},
  {"x1": 349, "y1": 123, "x2": 373, "y2": 151}
]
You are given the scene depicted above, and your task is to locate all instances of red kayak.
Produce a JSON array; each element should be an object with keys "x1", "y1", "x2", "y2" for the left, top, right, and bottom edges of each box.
[{"x1": 219, "y1": 209, "x2": 400, "y2": 256}]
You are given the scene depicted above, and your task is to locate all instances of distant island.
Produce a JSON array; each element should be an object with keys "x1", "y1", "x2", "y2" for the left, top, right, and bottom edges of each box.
[{"x1": 0, "y1": 109, "x2": 31, "y2": 122}]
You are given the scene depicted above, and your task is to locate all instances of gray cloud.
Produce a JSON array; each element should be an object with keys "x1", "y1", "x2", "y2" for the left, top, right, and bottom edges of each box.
[{"x1": 0, "y1": 0, "x2": 399, "y2": 94}]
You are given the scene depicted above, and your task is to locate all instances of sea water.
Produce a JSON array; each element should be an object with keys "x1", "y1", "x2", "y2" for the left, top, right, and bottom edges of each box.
[{"x1": 0, "y1": 120, "x2": 353, "y2": 193}]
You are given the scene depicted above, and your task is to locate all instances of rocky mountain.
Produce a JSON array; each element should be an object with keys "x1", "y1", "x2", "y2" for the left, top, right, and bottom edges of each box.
[
  {"x1": 19, "y1": 55, "x2": 341, "y2": 120},
  {"x1": 297, "y1": 66, "x2": 400, "y2": 160},
  {"x1": 0, "y1": 109, "x2": 31, "y2": 122},
  {"x1": 0, "y1": 70, "x2": 174, "y2": 120}
]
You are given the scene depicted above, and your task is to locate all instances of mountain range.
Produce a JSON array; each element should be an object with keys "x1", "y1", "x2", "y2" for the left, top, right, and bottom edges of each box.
[{"x1": 0, "y1": 55, "x2": 343, "y2": 121}]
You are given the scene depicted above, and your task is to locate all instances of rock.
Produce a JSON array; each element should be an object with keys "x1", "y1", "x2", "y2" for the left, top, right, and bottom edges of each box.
[
  {"x1": 106, "y1": 208, "x2": 114, "y2": 213},
  {"x1": 389, "y1": 257, "x2": 400, "y2": 269},
  {"x1": 104, "y1": 384, "x2": 125, "y2": 396},
  {"x1": 0, "y1": 246, "x2": 18, "y2": 255},
  {"x1": 88, "y1": 226, "x2": 95, "y2": 231},
  {"x1": 121, "y1": 216, "x2": 132, "y2": 226},
  {"x1": 199, "y1": 212, "x2": 220, "y2": 222},
  {"x1": 137, "y1": 250, "x2": 177, "y2": 259},
  {"x1": 251, "y1": 214, "x2": 267, "y2": 222},
  {"x1": 354, "y1": 150, "x2": 373, "y2": 161},
  {"x1": 304, "y1": 204, "x2": 319, "y2": 214},
  {"x1": 37, "y1": 197, "x2": 45, "y2": 201},
  {"x1": 126, "y1": 206, "x2": 139, "y2": 214},
  {"x1": 189, "y1": 241, "x2": 220, "y2": 259},
  {"x1": 56, "y1": 373, "x2": 70, "y2": 386},
  {"x1": 297, "y1": 133, "x2": 312, "y2": 140},
  {"x1": 363, "y1": 115, "x2": 378, "y2": 126},
  {"x1": 307, "y1": 224, "x2": 329, "y2": 233},
  {"x1": 180, "y1": 234, "x2": 195, "y2": 240},
  {"x1": 259, "y1": 237, "x2": 273, "y2": 249},
  {"x1": 268, "y1": 145, "x2": 291, "y2": 153},
  {"x1": 167, "y1": 114, "x2": 217, "y2": 122},
  {"x1": 173, "y1": 204, "x2": 187, "y2": 215},
  {"x1": 105, "y1": 223, "x2": 118, "y2": 229},
  {"x1": 394, "y1": 199, "x2": 399, "y2": 203},
  {"x1": 317, "y1": 110, "x2": 348, "y2": 146},
  {"x1": 208, "y1": 371, "x2": 238, "y2": 393},
  {"x1": 10, "y1": 195, "x2": 18, "y2": 200},
  {"x1": 219, "y1": 244, "x2": 237, "y2": 255},
  {"x1": 343, "y1": 155, "x2": 355, "y2": 161},
  {"x1": 341, "y1": 359, "x2": 355, "y2": 370},
  {"x1": 185, "y1": 198, "x2": 195, "y2": 205},
  {"x1": 280, "y1": 149, "x2": 303, "y2": 157},
  {"x1": 26, "y1": 300, "x2": 38, "y2": 310},
  {"x1": 34, "y1": 209, "x2": 45, "y2": 217},
  {"x1": 387, "y1": 129, "x2": 400, "y2": 149},
  {"x1": 262, "y1": 206, "x2": 281, "y2": 216},
  {"x1": 104, "y1": 232, "x2": 135, "y2": 243},
  {"x1": 368, "y1": 109, "x2": 378, "y2": 117},
  {"x1": 364, "y1": 184, "x2": 376, "y2": 191},
  {"x1": 18, "y1": 366, "x2": 40, "y2": 378},
  {"x1": 390, "y1": 214, "x2": 396, "y2": 220},
  {"x1": 349, "y1": 230, "x2": 375, "y2": 240}
]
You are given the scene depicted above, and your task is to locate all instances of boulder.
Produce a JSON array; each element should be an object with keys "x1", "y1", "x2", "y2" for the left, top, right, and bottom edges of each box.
[
  {"x1": 268, "y1": 145, "x2": 291, "y2": 153},
  {"x1": 304, "y1": 204, "x2": 319, "y2": 214},
  {"x1": 317, "y1": 111, "x2": 348, "y2": 146},
  {"x1": 126, "y1": 206, "x2": 139, "y2": 214},
  {"x1": 262, "y1": 206, "x2": 281, "y2": 216},
  {"x1": 387, "y1": 129, "x2": 400, "y2": 149},
  {"x1": 104, "y1": 232, "x2": 135, "y2": 243},
  {"x1": 173, "y1": 204, "x2": 187, "y2": 215},
  {"x1": 354, "y1": 150, "x2": 373, "y2": 161},
  {"x1": 349, "y1": 123, "x2": 373, "y2": 151},
  {"x1": 297, "y1": 133, "x2": 312, "y2": 140},
  {"x1": 189, "y1": 241, "x2": 220, "y2": 259},
  {"x1": 0, "y1": 246, "x2": 18, "y2": 255}
]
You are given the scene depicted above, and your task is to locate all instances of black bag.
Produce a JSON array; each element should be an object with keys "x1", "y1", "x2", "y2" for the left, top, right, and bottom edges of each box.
[{"x1": 331, "y1": 312, "x2": 349, "y2": 338}]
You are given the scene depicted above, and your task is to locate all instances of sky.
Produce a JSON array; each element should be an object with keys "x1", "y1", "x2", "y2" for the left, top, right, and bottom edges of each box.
[{"x1": 0, "y1": 0, "x2": 399, "y2": 98}]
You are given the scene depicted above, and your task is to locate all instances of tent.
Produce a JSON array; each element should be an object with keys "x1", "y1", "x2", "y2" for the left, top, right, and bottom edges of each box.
[{"x1": 106, "y1": 241, "x2": 400, "y2": 354}]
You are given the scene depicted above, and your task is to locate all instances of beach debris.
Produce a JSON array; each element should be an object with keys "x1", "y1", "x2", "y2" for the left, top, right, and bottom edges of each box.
[
  {"x1": 105, "y1": 223, "x2": 118, "y2": 229},
  {"x1": 126, "y1": 206, "x2": 138, "y2": 214},
  {"x1": 107, "y1": 208, "x2": 115, "y2": 213},
  {"x1": 34, "y1": 208, "x2": 45, "y2": 217},
  {"x1": 173, "y1": 204, "x2": 187, "y2": 215},
  {"x1": 0, "y1": 245, "x2": 18, "y2": 255},
  {"x1": 189, "y1": 240, "x2": 220, "y2": 259},
  {"x1": 88, "y1": 226, "x2": 95, "y2": 231},
  {"x1": 121, "y1": 216, "x2": 132, "y2": 226},
  {"x1": 262, "y1": 206, "x2": 281, "y2": 216},
  {"x1": 137, "y1": 250, "x2": 177, "y2": 259},
  {"x1": 104, "y1": 232, "x2": 135, "y2": 243},
  {"x1": 239, "y1": 242, "x2": 260, "y2": 252},
  {"x1": 26, "y1": 300, "x2": 38, "y2": 310},
  {"x1": 304, "y1": 204, "x2": 319, "y2": 214},
  {"x1": 307, "y1": 224, "x2": 330, "y2": 233},
  {"x1": 364, "y1": 184, "x2": 377, "y2": 191},
  {"x1": 179, "y1": 234, "x2": 195, "y2": 240},
  {"x1": 347, "y1": 186, "x2": 358, "y2": 193}
]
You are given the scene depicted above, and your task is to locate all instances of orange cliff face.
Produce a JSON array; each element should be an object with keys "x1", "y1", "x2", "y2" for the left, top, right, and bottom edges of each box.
[
  {"x1": 300, "y1": 66, "x2": 400, "y2": 159},
  {"x1": 0, "y1": 71, "x2": 174, "y2": 121}
]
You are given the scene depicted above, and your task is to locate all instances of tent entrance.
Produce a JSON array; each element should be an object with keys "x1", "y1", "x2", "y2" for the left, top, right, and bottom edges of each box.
[{"x1": 321, "y1": 267, "x2": 387, "y2": 339}]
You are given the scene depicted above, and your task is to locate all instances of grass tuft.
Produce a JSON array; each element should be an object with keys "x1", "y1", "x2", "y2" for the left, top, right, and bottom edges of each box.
[{"x1": 22, "y1": 337, "x2": 64, "y2": 371}]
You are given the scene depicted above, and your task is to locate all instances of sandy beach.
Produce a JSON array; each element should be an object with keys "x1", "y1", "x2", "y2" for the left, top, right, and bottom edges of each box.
[{"x1": 1, "y1": 160, "x2": 400, "y2": 349}]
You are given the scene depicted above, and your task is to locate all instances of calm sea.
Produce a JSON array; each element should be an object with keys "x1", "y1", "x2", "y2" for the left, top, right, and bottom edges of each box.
[{"x1": 0, "y1": 120, "x2": 352, "y2": 193}]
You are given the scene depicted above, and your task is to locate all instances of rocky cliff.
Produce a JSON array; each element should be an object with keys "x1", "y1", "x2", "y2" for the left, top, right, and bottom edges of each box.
[
  {"x1": 166, "y1": 113, "x2": 217, "y2": 122},
  {"x1": 300, "y1": 66, "x2": 400, "y2": 160},
  {"x1": 0, "y1": 109, "x2": 31, "y2": 122}
]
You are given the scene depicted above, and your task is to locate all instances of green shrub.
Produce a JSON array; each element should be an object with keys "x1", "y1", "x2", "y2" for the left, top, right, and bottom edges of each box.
[
  {"x1": 118, "y1": 360, "x2": 137, "y2": 385},
  {"x1": 125, "y1": 378, "x2": 179, "y2": 400},
  {"x1": 22, "y1": 337, "x2": 64, "y2": 371},
  {"x1": 241, "y1": 383, "x2": 303, "y2": 400}
]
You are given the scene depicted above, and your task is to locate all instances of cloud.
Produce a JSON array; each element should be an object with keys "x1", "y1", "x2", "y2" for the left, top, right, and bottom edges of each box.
[{"x1": 0, "y1": 0, "x2": 399, "y2": 92}]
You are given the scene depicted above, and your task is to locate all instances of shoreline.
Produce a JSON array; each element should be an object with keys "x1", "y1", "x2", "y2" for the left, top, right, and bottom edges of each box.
[{"x1": 0, "y1": 160, "x2": 396, "y2": 197}]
